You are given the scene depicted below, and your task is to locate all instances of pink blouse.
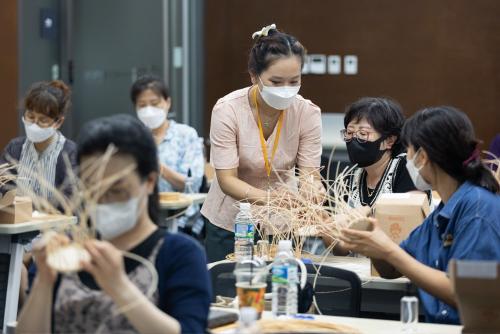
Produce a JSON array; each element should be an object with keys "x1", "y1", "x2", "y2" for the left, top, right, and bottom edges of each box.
[{"x1": 201, "y1": 87, "x2": 322, "y2": 231}]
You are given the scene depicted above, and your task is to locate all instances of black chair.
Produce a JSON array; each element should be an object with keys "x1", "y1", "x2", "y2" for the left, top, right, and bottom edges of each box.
[
  {"x1": 209, "y1": 262, "x2": 237, "y2": 302},
  {"x1": 320, "y1": 151, "x2": 352, "y2": 181},
  {"x1": 209, "y1": 262, "x2": 361, "y2": 317},
  {"x1": 209, "y1": 262, "x2": 274, "y2": 303},
  {"x1": 305, "y1": 263, "x2": 361, "y2": 317}
]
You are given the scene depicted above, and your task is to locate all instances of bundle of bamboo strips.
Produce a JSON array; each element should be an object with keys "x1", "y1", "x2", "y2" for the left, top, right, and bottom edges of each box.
[
  {"x1": 14, "y1": 145, "x2": 159, "y2": 316},
  {"x1": 0, "y1": 163, "x2": 16, "y2": 188},
  {"x1": 484, "y1": 151, "x2": 500, "y2": 184},
  {"x1": 227, "y1": 163, "x2": 370, "y2": 260}
]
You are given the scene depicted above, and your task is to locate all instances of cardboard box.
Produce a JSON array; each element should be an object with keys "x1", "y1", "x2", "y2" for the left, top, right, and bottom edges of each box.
[
  {"x1": 371, "y1": 192, "x2": 430, "y2": 276},
  {"x1": 0, "y1": 190, "x2": 33, "y2": 224},
  {"x1": 449, "y1": 260, "x2": 500, "y2": 333}
]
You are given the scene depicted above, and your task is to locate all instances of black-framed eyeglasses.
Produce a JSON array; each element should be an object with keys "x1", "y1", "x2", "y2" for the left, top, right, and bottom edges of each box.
[{"x1": 340, "y1": 129, "x2": 374, "y2": 144}]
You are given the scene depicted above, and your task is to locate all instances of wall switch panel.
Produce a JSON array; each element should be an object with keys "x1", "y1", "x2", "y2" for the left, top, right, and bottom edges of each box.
[
  {"x1": 309, "y1": 54, "x2": 327, "y2": 74},
  {"x1": 327, "y1": 55, "x2": 341, "y2": 74},
  {"x1": 344, "y1": 55, "x2": 358, "y2": 75}
]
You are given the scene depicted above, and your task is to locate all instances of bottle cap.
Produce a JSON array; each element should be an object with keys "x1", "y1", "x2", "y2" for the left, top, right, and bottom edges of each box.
[
  {"x1": 278, "y1": 240, "x2": 292, "y2": 252},
  {"x1": 239, "y1": 202, "x2": 251, "y2": 211}
]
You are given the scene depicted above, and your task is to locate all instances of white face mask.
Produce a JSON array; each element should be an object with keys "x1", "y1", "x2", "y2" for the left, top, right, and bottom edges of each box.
[
  {"x1": 258, "y1": 77, "x2": 300, "y2": 110},
  {"x1": 137, "y1": 106, "x2": 167, "y2": 129},
  {"x1": 406, "y1": 151, "x2": 432, "y2": 191},
  {"x1": 93, "y1": 196, "x2": 140, "y2": 240},
  {"x1": 23, "y1": 118, "x2": 56, "y2": 143}
]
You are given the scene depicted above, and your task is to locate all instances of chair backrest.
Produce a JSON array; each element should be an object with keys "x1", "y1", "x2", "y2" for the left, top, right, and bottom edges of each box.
[
  {"x1": 209, "y1": 262, "x2": 237, "y2": 302},
  {"x1": 305, "y1": 263, "x2": 362, "y2": 317},
  {"x1": 209, "y1": 261, "x2": 362, "y2": 317},
  {"x1": 320, "y1": 154, "x2": 353, "y2": 181},
  {"x1": 210, "y1": 262, "x2": 275, "y2": 303}
]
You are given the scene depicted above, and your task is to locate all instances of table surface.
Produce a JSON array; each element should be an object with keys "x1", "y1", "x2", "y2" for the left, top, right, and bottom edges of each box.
[
  {"x1": 160, "y1": 193, "x2": 207, "y2": 210},
  {"x1": 0, "y1": 214, "x2": 76, "y2": 234},
  {"x1": 209, "y1": 255, "x2": 410, "y2": 291},
  {"x1": 310, "y1": 255, "x2": 411, "y2": 290},
  {"x1": 213, "y1": 308, "x2": 462, "y2": 334}
]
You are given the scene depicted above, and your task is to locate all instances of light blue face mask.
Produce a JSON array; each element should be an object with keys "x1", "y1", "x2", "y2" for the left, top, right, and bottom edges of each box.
[
  {"x1": 406, "y1": 150, "x2": 432, "y2": 191},
  {"x1": 94, "y1": 196, "x2": 140, "y2": 240}
]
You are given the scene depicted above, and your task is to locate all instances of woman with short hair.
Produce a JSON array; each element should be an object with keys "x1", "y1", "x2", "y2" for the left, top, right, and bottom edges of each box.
[
  {"x1": 0, "y1": 80, "x2": 77, "y2": 204},
  {"x1": 341, "y1": 97, "x2": 418, "y2": 208}
]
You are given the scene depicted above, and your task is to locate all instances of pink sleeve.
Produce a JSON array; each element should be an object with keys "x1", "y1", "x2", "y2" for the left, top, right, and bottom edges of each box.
[
  {"x1": 297, "y1": 105, "x2": 322, "y2": 168},
  {"x1": 209, "y1": 102, "x2": 239, "y2": 169}
]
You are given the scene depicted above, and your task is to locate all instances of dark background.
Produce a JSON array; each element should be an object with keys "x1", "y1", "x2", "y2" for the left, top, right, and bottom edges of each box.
[{"x1": 204, "y1": 0, "x2": 500, "y2": 147}]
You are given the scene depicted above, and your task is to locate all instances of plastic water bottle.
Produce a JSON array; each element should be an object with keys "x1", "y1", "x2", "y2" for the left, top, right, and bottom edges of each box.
[
  {"x1": 234, "y1": 203, "x2": 255, "y2": 260},
  {"x1": 271, "y1": 240, "x2": 298, "y2": 317},
  {"x1": 236, "y1": 307, "x2": 261, "y2": 334},
  {"x1": 401, "y1": 296, "x2": 419, "y2": 333}
]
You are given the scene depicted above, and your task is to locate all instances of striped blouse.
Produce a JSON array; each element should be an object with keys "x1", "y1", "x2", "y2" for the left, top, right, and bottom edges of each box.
[
  {"x1": 0, "y1": 133, "x2": 77, "y2": 208},
  {"x1": 17, "y1": 132, "x2": 66, "y2": 202}
]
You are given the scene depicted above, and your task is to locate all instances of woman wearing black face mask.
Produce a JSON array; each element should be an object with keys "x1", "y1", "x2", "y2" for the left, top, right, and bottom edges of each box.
[{"x1": 342, "y1": 97, "x2": 419, "y2": 208}]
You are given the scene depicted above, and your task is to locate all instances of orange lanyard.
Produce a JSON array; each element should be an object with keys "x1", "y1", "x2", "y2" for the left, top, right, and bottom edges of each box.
[{"x1": 252, "y1": 86, "x2": 284, "y2": 177}]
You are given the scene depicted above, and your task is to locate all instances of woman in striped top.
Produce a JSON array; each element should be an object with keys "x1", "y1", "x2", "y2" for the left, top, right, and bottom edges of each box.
[{"x1": 0, "y1": 80, "x2": 77, "y2": 207}]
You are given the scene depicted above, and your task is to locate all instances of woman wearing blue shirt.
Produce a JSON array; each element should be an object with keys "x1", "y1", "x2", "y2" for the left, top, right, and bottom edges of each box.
[
  {"x1": 130, "y1": 76, "x2": 205, "y2": 232},
  {"x1": 340, "y1": 106, "x2": 500, "y2": 324}
]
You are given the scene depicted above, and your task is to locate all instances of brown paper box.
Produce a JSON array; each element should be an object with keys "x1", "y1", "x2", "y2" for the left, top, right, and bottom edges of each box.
[
  {"x1": 449, "y1": 260, "x2": 500, "y2": 334},
  {"x1": 371, "y1": 193, "x2": 430, "y2": 276},
  {"x1": 0, "y1": 190, "x2": 33, "y2": 224}
]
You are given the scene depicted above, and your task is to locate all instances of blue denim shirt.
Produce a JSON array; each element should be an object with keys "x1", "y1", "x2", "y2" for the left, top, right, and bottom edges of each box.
[{"x1": 400, "y1": 182, "x2": 500, "y2": 324}]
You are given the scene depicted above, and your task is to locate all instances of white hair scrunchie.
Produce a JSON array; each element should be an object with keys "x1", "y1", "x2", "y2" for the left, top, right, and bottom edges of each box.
[{"x1": 252, "y1": 23, "x2": 277, "y2": 40}]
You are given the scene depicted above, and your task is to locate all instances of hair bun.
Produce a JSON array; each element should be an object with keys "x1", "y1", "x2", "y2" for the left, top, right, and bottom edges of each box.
[{"x1": 49, "y1": 80, "x2": 71, "y2": 98}]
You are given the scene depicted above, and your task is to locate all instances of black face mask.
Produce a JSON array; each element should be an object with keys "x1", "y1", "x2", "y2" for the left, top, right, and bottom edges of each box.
[{"x1": 346, "y1": 136, "x2": 386, "y2": 167}]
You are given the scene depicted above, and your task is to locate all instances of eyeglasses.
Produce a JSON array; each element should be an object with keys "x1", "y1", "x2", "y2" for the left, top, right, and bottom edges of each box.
[
  {"x1": 340, "y1": 129, "x2": 375, "y2": 144},
  {"x1": 24, "y1": 111, "x2": 58, "y2": 128}
]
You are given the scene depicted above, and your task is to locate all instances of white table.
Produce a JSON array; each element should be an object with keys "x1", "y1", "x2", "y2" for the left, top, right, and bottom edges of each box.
[
  {"x1": 213, "y1": 308, "x2": 462, "y2": 334},
  {"x1": 159, "y1": 193, "x2": 207, "y2": 210},
  {"x1": 0, "y1": 215, "x2": 76, "y2": 333}
]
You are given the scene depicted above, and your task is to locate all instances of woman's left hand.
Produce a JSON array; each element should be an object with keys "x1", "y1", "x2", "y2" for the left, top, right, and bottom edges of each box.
[
  {"x1": 339, "y1": 218, "x2": 399, "y2": 259},
  {"x1": 80, "y1": 240, "x2": 131, "y2": 298}
]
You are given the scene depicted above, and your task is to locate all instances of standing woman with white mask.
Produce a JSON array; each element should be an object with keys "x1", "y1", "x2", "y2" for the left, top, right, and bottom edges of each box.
[
  {"x1": 130, "y1": 76, "x2": 205, "y2": 233},
  {"x1": 0, "y1": 80, "x2": 77, "y2": 204},
  {"x1": 201, "y1": 24, "x2": 323, "y2": 262}
]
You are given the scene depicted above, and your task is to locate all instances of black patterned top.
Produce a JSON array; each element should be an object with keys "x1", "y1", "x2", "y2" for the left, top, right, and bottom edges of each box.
[{"x1": 347, "y1": 153, "x2": 418, "y2": 207}]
